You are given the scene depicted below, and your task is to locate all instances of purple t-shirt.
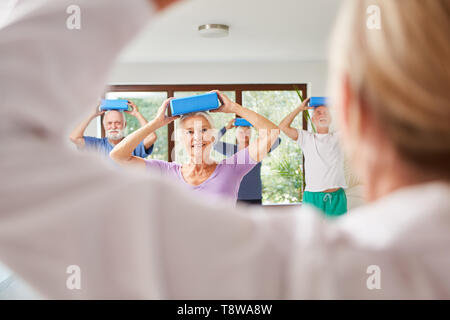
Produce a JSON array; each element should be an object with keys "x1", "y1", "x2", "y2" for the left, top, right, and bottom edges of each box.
[{"x1": 145, "y1": 148, "x2": 257, "y2": 203}]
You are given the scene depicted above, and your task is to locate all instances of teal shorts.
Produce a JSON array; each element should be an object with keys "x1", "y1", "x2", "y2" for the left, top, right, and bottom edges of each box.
[{"x1": 303, "y1": 188, "x2": 347, "y2": 217}]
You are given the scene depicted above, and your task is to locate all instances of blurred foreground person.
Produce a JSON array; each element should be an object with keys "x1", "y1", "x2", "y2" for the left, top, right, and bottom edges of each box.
[
  {"x1": 0, "y1": 0, "x2": 449, "y2": 299},
  {"x1": 279, "y1": 98, "x2": 348, "y2": 217}
]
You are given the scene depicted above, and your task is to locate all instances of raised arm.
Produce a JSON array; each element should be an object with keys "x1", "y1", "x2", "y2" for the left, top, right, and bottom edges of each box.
[
  {"x1": 143, "y1": 133, "x2": 158, "y2": 150},
  {"x1": 126, "y1": 100, "x2": 157, "y2": 149},
  {"x1": 279, "y1": 97, "x2": 312, "y2": 141},
  {"x1": 212, "y1": 91, "x2": 280, "y2": 162},
  {"x1": 110, "y1": 98, "x2": 178, "y2": 168},
  {"x1": 0, "y1": 0, "x2": 188, "y2": 298},
  {"x1": 69, "y1": 105, "x2": 104, "y2": 149}
]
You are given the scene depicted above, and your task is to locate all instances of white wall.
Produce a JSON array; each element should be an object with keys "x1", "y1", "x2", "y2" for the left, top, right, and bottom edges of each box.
[{"x1": 108, "y1": 60, "x2": 329, "y2": 96}]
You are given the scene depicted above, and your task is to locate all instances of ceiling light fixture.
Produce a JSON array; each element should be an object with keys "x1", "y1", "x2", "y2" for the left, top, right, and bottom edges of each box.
[{"x1": 198, "y1": 24, "x2": 229, "y2": 38}]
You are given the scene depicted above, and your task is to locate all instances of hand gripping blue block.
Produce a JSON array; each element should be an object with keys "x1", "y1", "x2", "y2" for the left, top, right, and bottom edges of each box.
[
  {"x1": 170, "y1": 92, "x2": 219, "y2": 116},
  {"x1": 100, "y1": 99, "x2": 129, "y2": 111},
  {"x1": 309, "y1": 97, "x2": 328, "y2": 108},
  {"x1": 234, "y1": 118, "x2": 253, "y2": 127}
]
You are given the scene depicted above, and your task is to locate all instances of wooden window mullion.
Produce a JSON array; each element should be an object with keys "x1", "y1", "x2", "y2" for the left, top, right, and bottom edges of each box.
[{"x1": 167, "y1": 90, "x2": 175, "y2": 162}]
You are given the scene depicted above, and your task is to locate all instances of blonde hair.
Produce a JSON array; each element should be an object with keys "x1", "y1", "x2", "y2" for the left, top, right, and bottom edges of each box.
[{"x1": 329, "y1": 0, "x2": 450, "y2": 179}]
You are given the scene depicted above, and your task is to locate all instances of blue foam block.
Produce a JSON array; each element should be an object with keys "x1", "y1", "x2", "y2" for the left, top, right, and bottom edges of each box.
[
  {"x1": 234, "y1": 118, "x2": 253, "y2": 127},
  {"x1": 100, "y1": 99, "x2": 129, "y2": 111},
  {"x1": 170, "y1": 92, "x2": 219, "y2": 116},
  {"x1": 309, "y1": 97, "x2": 328, "y2": 108}
]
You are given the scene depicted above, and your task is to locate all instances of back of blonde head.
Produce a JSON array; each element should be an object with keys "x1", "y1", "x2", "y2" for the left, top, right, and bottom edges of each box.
[{"x1": 329, "y1": 0, "x2": 450, "y2": 179}]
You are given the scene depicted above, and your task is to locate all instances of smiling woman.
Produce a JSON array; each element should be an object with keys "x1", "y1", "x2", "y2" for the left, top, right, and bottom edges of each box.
[{"x1": 178, "y1": 112, "x2": 217, "y2": 166}]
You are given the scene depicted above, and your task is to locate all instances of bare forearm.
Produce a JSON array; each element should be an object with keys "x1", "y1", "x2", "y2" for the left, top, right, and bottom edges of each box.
[
  {"x1": 110, "y1": 120, "x2": 160, "y2": 161},
  {"x1": 134, "y1": 113, "x2": 158, "y2": 149}
]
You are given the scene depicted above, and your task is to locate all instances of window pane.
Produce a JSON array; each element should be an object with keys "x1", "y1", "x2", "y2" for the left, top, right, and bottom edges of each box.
[
  {"x1": 173, "y1": 91, "x2": 236, "y2": 163},
  {"x1": 243, "y1": 91, "x2": 303, "y2": 204},
  {"x1": 106, "y1": 92, "x2": 168, "y2": 160}
]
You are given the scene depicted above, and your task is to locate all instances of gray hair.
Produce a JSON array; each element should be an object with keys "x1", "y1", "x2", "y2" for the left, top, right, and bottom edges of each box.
[{"x1": 179, "y1": 111, "x2": 215, "y2": 129}]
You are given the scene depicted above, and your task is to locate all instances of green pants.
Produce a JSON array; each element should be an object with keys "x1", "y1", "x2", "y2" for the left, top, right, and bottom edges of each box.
[{"x1": 303, "y1": 188, "x2": 347, "y2": 217}]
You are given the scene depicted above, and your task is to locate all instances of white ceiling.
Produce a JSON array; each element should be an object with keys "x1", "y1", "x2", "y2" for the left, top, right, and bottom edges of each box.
[{"x1": 119, "y1": 0, "x2": 343, "y2": 63}]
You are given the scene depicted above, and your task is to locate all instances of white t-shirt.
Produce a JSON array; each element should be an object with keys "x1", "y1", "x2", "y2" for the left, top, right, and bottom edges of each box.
[{"x1": 296, "y1": 129, "x2": 347, "y2": 192}]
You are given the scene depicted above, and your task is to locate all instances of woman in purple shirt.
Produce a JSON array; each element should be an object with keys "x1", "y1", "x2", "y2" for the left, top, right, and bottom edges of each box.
[{"x1": 110, "y1": 90, "x2": 280, "y2": 204}]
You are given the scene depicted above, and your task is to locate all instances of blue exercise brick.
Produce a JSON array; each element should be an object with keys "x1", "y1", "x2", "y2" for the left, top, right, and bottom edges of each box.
[
  {"x1": 309, "y1": 97, "x2": 328, "y2": 108},
  {"x1": 234, "y1": 118, "x2": 253, "y2": 127},
  {"x1": 170, "y1": 92, "x2": 219, "y2": 116},
  {"x1": 100, "y1": 99, "x2": 129, "y2": 111}
]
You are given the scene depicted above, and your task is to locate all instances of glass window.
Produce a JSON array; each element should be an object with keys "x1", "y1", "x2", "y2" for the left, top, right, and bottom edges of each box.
[
  {"x1": 173, "y1": 91, "x2": 236, "y2": 163},
  {"x1": 242, "y1": 91, "x2": 304, "y2": 204},
  {"x1": 106, "y1": 91, "x2": 168, "y2": 160}
]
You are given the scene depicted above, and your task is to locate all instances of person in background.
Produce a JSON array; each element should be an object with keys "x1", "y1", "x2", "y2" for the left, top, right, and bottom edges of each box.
[
  {"x1": 1, "y1": 0, "x2": 450, "y2": 300},
  {"x1": 214, "y1": 118, "x2": 281, "y2": 205},
  {"x1": 69, "y1": 100, "x2": 156, "y2": 158},
  {"x1": 279, "y1": 98, "x2": 347, "y2": 217}
]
